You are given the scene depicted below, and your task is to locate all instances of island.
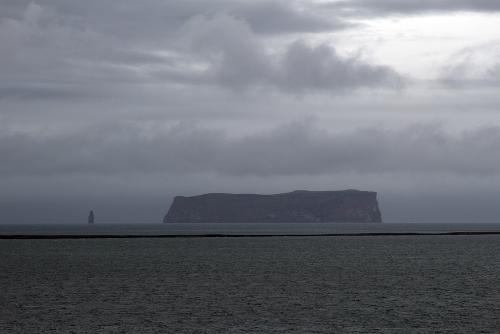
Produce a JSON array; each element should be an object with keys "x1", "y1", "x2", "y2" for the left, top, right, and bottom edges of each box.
[{"x1": 163, "y1": 190, "x2": 382, "y2": 223}]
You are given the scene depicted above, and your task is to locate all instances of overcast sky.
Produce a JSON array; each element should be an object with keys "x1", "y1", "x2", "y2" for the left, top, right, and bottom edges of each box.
[{"x1": 2, "y1": 0, "x2": 500, "y2": 223}]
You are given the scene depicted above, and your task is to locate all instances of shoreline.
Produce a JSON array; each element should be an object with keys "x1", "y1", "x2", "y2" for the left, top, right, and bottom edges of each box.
[{"x1": 2, "y1": 231, "x2": 500, "y2": 239}]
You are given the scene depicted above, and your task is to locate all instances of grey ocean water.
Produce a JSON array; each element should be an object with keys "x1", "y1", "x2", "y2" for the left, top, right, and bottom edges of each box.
[{"x1": 2, "y1": 224, "x2": 500, "y2": 333}]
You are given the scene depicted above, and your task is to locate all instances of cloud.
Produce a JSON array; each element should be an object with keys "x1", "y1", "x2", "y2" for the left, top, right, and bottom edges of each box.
[
  {"x1": 181, "y1": 14, "x2": 403, "y2": 92},
  {"x1": 326, "y1": 0, "x2": 500, "y2": 16},
  {"x1": 230, "y1": 1, "x2": 349, "y2": 34},
  {"x1": 439, "y1": 44, "x2": 500, "y2": 87},
  {"x1": 0, "y1": 0, "x2": 347, "y2": 37},
  {"x1": 181, "y1": 14, "x2": 275, "y2": 89},
  {"x1": 0, "y1": 2, "x2": 150, "y2": 101},
  {"x1": 2, "y1": 121, "x2": 500, "y2": 177},
  {"x1": 0, "y1": 2, "x2": 396, "y2": 101},
  {"x1": 278, "y1": 40, "x2": 402, "y2": 92},
  {"x1": 0, "y1": 83, "x2": 94, "y2": 101}
]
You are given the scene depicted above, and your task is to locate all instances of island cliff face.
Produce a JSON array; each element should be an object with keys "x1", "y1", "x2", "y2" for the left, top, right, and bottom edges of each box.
[{"x1": 163, "y1": 190, "x2": 382, "y2": 223}]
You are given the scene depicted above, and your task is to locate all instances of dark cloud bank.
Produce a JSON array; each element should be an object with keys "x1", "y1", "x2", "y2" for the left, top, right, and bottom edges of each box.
[
  {"x1": 3, "y1": 122, "x2": 500, "y2": 177},
  {"x1": 2, "y1": 122, "x2": 500, "y2": 223}
]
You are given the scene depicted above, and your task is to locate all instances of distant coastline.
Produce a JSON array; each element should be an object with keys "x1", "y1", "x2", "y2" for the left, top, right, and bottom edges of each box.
[{"x1": 3, "y1": 231, "x2": 500, "y2": 239}]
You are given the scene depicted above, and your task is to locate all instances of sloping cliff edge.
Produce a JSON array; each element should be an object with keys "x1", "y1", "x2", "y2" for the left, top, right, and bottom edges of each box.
[{"x1": 163, "y1": 190, "x2": 382, "y2": 223}]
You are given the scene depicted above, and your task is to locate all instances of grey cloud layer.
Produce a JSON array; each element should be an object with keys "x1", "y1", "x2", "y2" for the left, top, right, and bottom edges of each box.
[
  {"x1": 0, "y1": 1, "x2": 494, "y2": 99},
  {"x1": 0, "y1": 0, "x2": 344, "y2": 38},
  {"x1": 3, "y1": 122, "x2": 500, "y2": 177},
  {"x1": 328, "y1": 0, "x2": 500, "y2": 15},
  {"x1": 0, "y1": 2, "x2": 401, "y2": 100}
]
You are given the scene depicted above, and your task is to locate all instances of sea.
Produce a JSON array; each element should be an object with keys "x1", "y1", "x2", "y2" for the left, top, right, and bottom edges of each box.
[{"x1": 1, "y1": 223, "x2": 500, "y2": 333}]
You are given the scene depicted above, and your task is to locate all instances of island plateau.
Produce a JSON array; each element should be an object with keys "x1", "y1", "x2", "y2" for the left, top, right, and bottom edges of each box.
[{"x1": 163, "y1": 190, "x2": 382, "y2": 223}]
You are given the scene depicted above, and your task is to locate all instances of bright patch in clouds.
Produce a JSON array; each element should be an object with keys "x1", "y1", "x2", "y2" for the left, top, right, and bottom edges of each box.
[{"x1": 332, "y1": 13, "x2": 500, "y2": 78}]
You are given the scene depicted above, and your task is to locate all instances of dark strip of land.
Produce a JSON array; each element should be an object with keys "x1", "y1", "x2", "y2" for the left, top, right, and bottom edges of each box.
[{"x1": 2, "y1": 232, "x2": 500, "y2": 239}]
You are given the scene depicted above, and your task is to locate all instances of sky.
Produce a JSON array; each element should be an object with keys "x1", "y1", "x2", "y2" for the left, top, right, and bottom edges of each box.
[{"x1": 1, "y1": 0, "x2": 500, "y2": 223}]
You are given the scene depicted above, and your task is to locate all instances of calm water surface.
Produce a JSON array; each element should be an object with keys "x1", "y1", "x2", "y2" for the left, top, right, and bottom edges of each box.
[{"x1": 1, "y1": 233, "x2": 500, "y2": 333}]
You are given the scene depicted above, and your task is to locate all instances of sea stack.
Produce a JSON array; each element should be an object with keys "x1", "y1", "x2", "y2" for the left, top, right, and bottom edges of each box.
[
  {"x1": 88, "y1": 210, "x2": 95, "y2": 224},
  {"x1": 163, "y1": 190, "x2": 382, "y2": 223}
]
